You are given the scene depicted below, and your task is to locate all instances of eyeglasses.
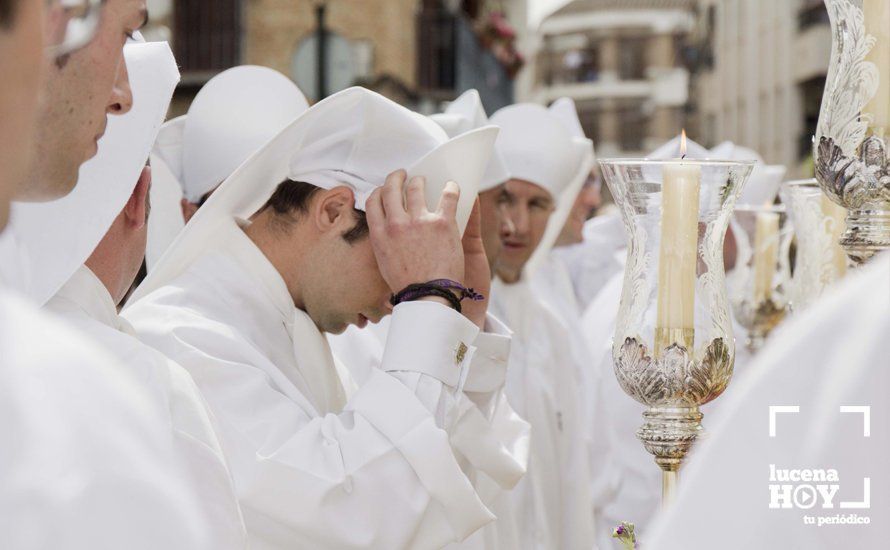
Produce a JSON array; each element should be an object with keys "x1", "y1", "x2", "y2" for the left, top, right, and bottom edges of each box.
[{"x1": 45, "y1": 0, "x2": 103, "y2": 58}]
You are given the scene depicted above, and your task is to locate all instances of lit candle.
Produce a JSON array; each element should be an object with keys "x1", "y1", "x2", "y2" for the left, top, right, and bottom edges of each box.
[
  {"x1": 655, "y1": 134, "x2": 701, "y2": 353},
  {"x1": 753, "y1": 212, "x2": 780, "y2": 304},
  {"x1": 863, "y1": 0, "x2": 890, "y2": 136},
  {"x1": 820, "y1": 194, "x2": 848, "y2": 278}
]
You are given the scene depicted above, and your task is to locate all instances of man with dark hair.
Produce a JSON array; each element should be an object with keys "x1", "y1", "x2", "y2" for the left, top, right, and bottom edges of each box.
[
  {"x1": 126, "y1": 87, "x2": 527, "y2": 549},
  {"x1": 259, "y1": 179, "x2": 369, "y2": 243}
]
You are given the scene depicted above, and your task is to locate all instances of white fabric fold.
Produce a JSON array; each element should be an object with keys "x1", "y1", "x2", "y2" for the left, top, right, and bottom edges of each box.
[
  {"x1": 125, "y1": 220, "x2": 502, "y2": 548},
  {"x1": 430, "y1": 89, "x2": 511, "y2": 191},
  {"x1": 45, "y1": 266, "x2": 248, "y2": 548}
]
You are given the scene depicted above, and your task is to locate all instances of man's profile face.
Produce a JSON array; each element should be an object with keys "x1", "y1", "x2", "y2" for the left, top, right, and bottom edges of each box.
[
  {"x1": 292, "y1": 190, "x2": 392, "y2": 334},
  {"x1": 496, "y1": 178, "x2": 555, "y2": 282},
  {"x1": 27, "y1": 0, "x2": 147, "y2": 201},
  {"x1": 478, "y1": 184, "x2": 515, "y2": 273},
  {"x1": 556, "y1": 176, "x2": 601, "y2": 247},
  {"x1": 304, "y1": 226, "x2": 392, "y2": 335},
  {"x1": 0, "y1": 0, "x2": 44, "y2": 228}
]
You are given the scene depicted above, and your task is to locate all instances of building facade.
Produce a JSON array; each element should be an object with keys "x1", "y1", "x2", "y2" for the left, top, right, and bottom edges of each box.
[
  {"x1": 145, "y1": 0, "x2": 521, "y2": 115},
  {"x1": 691, "y1": 0, "x2": 830, "y2": 177},
  {"x1": 518, "y1": 0, "x2": 697, "y2": 158}
]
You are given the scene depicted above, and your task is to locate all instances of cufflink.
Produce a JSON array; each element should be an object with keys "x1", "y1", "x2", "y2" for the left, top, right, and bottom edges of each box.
[{"x1": 455, "y1": 342, "x2": 468, "y2": 365}]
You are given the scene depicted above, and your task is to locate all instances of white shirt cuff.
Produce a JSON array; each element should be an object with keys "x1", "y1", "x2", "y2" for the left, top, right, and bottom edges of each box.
[
  {"x1": 463, "y1": 313, "x2": 511, "y2": 393},
  {"x1": 381, "y1": 301, "x2": 480, "y2": 388}
]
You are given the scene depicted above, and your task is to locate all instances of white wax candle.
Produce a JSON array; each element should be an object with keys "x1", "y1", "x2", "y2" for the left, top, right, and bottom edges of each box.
[
  {"x1": 753, "y1": 212, "x2": 780, "y2": 303},
  {"x1": 864, "y1": 0, "x2": 890, "y2": 135},
  {"x1": 656, "y1": 163, "x2": 701, "y2": 340},
  {"x1": 820, "y1": 194, "x2": 848, "y2": 278}
]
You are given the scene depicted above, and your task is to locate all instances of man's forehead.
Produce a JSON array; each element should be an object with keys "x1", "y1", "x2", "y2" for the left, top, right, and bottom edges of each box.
[{"x1": 505, "y1": 178, "x2": 552, "y2": 201}]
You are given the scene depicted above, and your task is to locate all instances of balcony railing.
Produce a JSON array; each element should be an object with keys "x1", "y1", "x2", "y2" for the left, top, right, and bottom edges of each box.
[
  {"x1": 417, "y1": 9, "x2": 513, "y2": 113},
  {"x1": 174, "y1": 0, "x2": 242, "y2": 79}
]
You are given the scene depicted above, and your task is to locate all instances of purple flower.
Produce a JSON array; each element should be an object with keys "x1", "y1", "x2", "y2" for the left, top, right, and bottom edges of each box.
[{"x1": 611, "y1": 521, "x2": 637, "y2": 549}]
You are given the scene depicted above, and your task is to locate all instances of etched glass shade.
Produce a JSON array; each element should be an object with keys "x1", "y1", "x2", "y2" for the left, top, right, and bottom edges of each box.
[
  {"x1": 779, "y1": 179, "x2": 848, "y2": 311},
  {"x1": 727, "y1": 204, "x2": 793, "y2": 352},
  {"x1": 599, "y1": 159, "x2": 753, "y2": 500},
  {"x1": 815, "y1": 0, "x2": 890, "y2": 264}
]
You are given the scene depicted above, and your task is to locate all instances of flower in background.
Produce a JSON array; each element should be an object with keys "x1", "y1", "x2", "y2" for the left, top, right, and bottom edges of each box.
[{"x1": 612, "y1": 521, "x2": 637, "y2": 549}]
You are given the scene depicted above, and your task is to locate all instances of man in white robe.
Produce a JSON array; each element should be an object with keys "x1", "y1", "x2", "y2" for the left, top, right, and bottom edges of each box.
[
  {"x1": 9, "y1": 40, "x2": 247, "y2": 547},
  {"x1": 146, "y1": 65, "x2": 309, "y2": 269},
  {"x1": 646, "y1": 253, "x2": 889, "y2": 549},
  {"x1": 1, "y1": 4, "x2": 239, "y2": 548},
  {"x1": 531, "y1": 174, "x2": 614, "y2": 320},
  {"x1": 328, "y1": 89, "x2": 529, "y2": 550},
  {"x1": 487, "y1": 99, "x2": 601, "y2": 549},
  {"x1": 548, "y1": 211, "x2": 626, "y2": 313},
  {"x1": 125, "y1": 87, "x2": 527, "y2": 549}
]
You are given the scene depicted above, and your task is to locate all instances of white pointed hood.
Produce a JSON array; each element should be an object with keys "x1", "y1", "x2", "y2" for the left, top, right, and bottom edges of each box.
[
  {"x1": 129, "y1": 87, "x2": 499, "y2": 304},
  {"x1": 525, "y1": 97, "x2": 596, "y2": 275},
  {"x1": 146, "y1": 66, "x2": 310, "y2": 271},
  {"x1": 430, "y1": 89, "x2": 511, "y2": 191}
]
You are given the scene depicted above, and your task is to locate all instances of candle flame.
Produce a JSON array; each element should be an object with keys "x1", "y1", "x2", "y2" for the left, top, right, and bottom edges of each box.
[{"x1": 680, "y1": 129, "x2": 687, "y2": 159}]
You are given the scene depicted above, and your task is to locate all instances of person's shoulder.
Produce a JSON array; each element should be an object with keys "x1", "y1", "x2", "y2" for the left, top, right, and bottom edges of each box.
[
  {"x1": 2, "y1": 290, "x2": 123, "y2": 377},
  {"x1": 0, "y1": 290, "x2": 218, "y2": 548},
  {"x1": 1, "y1": 288, "x2": 158, "y2": 416},
  {"x1": 126, "y1": 250, "x2": 250, "y2": 324}
]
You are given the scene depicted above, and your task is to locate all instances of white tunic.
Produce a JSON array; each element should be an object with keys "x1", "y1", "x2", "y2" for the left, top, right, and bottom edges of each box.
[
  {"x1": 579, "y1": 272, "x2": 660, "y2": 549},
  {"x1": 489, "y1": 278, "x2": 596, "y2": 549},
  {"x1": 125, "y1": 222, "x2": 524, "y2": 549},
  {"x1": 546, "y1": 212, "x2": 626, "y2": 311},
  {"x1": 45, "y1": 266, "x2": 247, "y2": 548},
  {"x1": 0, "y1": 287, "x2": 223, "y2": 549},
  {"x1": 532, "y1": 251, "x2": 623, "y2": 548},
  {"x1": 647, "y1": 254, "x2": 890, "y2": 549},
  {"x1": 329, "y1": 313, "x2": 531, "y2": 550}
]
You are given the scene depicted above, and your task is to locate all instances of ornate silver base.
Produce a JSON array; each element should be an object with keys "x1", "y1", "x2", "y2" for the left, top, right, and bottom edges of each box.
[
  {"x1": 840, "y1": 208, "x2": 890, "y2": 265},
  {"x1": 733, "y1": 298, "x2": 787, "y2": 353},
  {"x1": 637, "y1": 407, "x2": 703, "y2": 504},
  {"x1": 614, "y1": 336, "x2": 734, "y2": 503},
  {"x1": 816, "y1": 135, "x2": 890, "y2": 266}
]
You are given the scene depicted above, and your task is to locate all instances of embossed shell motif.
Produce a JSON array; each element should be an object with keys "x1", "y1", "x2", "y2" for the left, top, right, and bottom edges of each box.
[{"x1": 613, "y1": 337, "x2": 734, "y2": 408}]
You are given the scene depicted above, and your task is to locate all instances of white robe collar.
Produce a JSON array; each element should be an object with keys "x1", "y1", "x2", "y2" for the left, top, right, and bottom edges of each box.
[
  {"x1": 221, "y1": 219, "x2": 348, "y2": 414},
  {"x1": 53, "y1": 265, "x2": 131, "y2": 333}
]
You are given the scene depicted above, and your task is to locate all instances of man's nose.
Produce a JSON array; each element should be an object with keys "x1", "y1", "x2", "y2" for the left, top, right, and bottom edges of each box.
[
  {"x1": 107, "y1": 57, "x2": 133, "y2": 116},
  {"x1": 499, "y1": 203, "x2": 517, "y2": 238},
  {"x1": 508, "y1": 205, "x2": 530, "y2": 236}
]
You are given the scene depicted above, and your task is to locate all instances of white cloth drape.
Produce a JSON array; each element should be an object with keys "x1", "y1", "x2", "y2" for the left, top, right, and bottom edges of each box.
[
  {"x1": 44, "y1": 266, "x2": 247, "y2": 548},
  {"x1": 489, "y1": 278, "x2": 597, "y2": 549},
  {"x1": 0, "y1": 287, "x2": 224, "y2": 549}
]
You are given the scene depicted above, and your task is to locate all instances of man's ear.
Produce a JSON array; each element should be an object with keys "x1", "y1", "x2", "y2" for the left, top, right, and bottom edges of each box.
[
  {"x1": 124, "y1": 166, "x2": 152, "y2": 230},
  {"x1": 313, "y1": 186, "x2": 355, "y2": 233}
]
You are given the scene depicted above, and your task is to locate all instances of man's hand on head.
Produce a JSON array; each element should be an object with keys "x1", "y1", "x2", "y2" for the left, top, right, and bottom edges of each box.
[
  {"x1": 366, "y1": 169, "x2": 465, "y2": 309},
  {"x1": 460, "y1": 199, "x2": 490, "y2": 328}
]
